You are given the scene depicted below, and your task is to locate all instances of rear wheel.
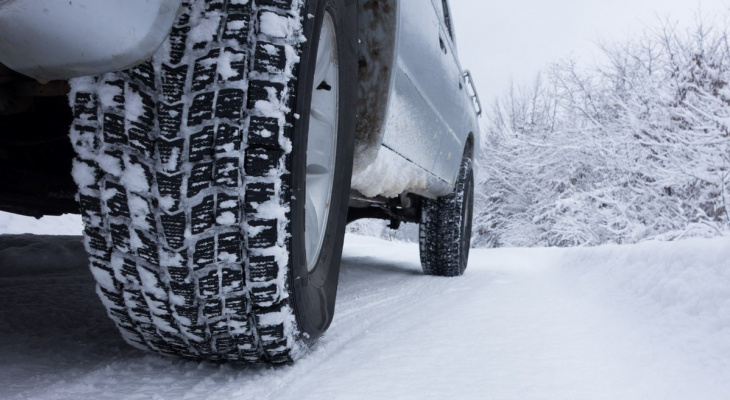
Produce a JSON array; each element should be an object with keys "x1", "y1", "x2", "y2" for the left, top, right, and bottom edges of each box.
[
  {"x1": 419, "y1": 156, "x2": 474, "y2": 277},
  {"x1": 69, "y1": 0, "x2": 355, "y2": 363}
]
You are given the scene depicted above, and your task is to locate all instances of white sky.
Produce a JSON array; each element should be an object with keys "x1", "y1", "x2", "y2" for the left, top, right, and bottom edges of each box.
[{"x1": 449, "y1": 0, "x2": 730, "y2": 102}]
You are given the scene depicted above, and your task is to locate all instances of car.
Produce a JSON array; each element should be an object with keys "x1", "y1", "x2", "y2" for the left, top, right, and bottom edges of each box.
[{"x1": 0, "y1": 0, "x2": 481, "y2": 363}]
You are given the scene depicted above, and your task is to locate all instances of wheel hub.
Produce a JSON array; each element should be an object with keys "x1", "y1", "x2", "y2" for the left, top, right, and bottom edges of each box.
[{"x1": 304, "y1": 13, "x2": 339, "y2": 271}]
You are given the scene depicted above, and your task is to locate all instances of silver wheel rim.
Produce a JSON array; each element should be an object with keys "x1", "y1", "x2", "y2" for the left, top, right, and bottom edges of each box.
[{"x1": 305, "y1": 13, "x2": 338, "y2": 272}]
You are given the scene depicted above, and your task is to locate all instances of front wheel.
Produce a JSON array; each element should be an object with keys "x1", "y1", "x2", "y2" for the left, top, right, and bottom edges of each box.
[
  {"x1": 419, "y1": 156, "x2": 474, "y2": 277},
  {"x1": 69, "y1": 0, "x2": 356, "y2": 364}
]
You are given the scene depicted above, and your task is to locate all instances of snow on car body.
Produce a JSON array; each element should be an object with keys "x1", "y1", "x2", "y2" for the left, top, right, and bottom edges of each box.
[
  {"x1": 349, "y1": 0, "x2": 481, "y2": 200},
  {"x1": 0, "y1": 0, "x2": 481, "y2": 363}
]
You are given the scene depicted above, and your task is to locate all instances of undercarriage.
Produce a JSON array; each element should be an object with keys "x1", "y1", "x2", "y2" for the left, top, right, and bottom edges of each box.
[{"x1": 0, "y1": 64, "x2": 77, "y2": 217}]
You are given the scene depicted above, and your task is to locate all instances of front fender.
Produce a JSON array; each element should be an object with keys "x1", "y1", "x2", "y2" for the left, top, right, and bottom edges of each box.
[{"x1": 0, "y1": 0, "x2": 182, "y2": 81}]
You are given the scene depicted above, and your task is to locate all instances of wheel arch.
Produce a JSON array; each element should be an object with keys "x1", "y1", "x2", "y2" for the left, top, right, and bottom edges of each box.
[
  {"x1": 352, "y1": 0, "x2": 399, "y2": 174},
  {"x1": 464, "y1": 132, "x2": 475, "y2": 160},
  {"x1": 464, "y1": 128, "x2": 481, "y2": 182}
]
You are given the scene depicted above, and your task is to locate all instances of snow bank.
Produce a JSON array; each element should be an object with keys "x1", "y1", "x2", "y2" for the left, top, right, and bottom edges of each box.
[
  {"x1": 564, "y1": 237, "x2": 730, "y2": 326},
  {"x1": 562, "y1": 237, "x2": 730, "y2": 374},
  {"x1": 0, "y1": 211, "x2": 83, "y2": 235},
  {"x1": 0, "y1": 235, "x2": 87, "y2": 276}
]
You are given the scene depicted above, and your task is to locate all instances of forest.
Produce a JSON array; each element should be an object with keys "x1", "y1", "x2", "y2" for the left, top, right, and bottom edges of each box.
[{"x1": 473, "y1": 16, "x2": 730, "y2": 247}]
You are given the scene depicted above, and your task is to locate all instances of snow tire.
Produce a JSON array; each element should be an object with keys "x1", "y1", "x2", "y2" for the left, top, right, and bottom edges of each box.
[
  {"x1": 419, "y1": 156, "x2": 474, "y2": 277},
  {"x1": 69, "y1": 0, "x2": 356, "y2": 364}
]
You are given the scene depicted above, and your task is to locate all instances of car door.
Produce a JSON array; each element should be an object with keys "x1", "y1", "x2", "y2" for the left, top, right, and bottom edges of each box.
[
  {"x1": 380, "y1": 0, "x2": 456, "y2": 181},
  {"x1": 381, "y1": 0, "x2": 469, "y2": 185},
  {"x1": 433, "y1": 0, "x2": 474, "y2": 181}
]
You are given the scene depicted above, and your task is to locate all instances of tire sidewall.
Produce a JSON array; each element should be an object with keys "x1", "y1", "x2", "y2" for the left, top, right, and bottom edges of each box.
[{"x1": 289, "y1": 0, "x2": 356, "y2": 341}]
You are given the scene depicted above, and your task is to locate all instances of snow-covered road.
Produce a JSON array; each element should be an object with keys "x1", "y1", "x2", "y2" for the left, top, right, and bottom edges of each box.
[{"x1": 1, "y1": 234, "x2": 729, "y2": 399}]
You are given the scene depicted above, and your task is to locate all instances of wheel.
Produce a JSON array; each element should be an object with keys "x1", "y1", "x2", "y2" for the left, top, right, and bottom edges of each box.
[
  {"x1": 68, "y1": 0, "x2": 356, "y2": 364},
  {"x1": 419, "y1": 156, "x2": 474, "y2": 277}
]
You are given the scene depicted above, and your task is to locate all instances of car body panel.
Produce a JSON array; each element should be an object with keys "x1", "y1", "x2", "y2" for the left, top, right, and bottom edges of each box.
[
  {"x1": 0, "y1": 0, "x2": 480, "y2": 215},
  {"x1": 352, "y1": 0, "x2": 480, "y2": 198},
  {"x1": 0, "y1": 0, "x2": 182, "y2": 81}
]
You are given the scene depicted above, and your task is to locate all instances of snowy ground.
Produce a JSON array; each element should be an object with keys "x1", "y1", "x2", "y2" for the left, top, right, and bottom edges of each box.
[{"x1": 1, "y1": 233, "x2": 729, "y2": 400}]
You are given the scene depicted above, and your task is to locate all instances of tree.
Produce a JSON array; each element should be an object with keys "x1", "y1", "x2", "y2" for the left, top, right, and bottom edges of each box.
[{"x1": 475, "y1": 15, "x2": 730, "y2": 247}]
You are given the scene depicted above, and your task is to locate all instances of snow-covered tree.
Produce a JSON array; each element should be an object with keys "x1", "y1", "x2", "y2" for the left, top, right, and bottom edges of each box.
[{"x1": 475, "y1": 16, "x2": 730, "y2": 247}]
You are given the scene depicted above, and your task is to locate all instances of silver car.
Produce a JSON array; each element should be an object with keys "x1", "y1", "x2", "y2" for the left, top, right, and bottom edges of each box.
[{"x1": 0, "y1": 0, "x2": 481, "y2": 363}]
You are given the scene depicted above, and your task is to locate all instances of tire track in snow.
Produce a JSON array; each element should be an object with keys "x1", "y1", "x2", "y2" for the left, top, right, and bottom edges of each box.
[{"x1": 208, "y1": 249, "x2": 453, "y2": 399}]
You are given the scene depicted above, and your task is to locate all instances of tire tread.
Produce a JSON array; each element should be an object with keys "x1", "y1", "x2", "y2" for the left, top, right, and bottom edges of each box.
[
  {"x1": 70, "y1": 0, "x2": 306, "y2": 363},
  {"x1": 420, "y1": 157, "x2": 473, "y2": 277}
]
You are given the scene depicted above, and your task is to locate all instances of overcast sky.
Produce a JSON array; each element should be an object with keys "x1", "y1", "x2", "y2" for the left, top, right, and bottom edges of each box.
[{"x1": 449, "y1": 0, "x2": 730, "y2": 103}]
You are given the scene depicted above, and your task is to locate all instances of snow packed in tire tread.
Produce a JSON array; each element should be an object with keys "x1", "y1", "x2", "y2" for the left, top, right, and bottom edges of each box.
[{"x1": 69, "y1": 0, "x2": 306, "y2": 364}]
